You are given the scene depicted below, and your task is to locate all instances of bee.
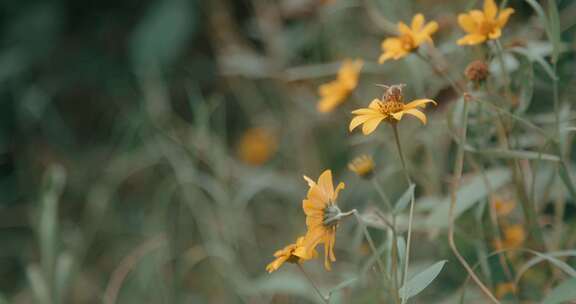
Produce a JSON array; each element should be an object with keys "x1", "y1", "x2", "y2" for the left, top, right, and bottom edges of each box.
[{"x1": 376, "y1": 84, "x2": 406, "y2": 103}]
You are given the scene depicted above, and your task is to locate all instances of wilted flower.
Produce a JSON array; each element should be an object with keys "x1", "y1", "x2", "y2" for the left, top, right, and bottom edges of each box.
[
  {"x1": 266, "y1": 236, "x2": 317, "y2": 273},
  {"x1": 348, "y1": 155, "x2": 375, "y2": 179},
  {"x1": 295, "y1": 170, "x2": 345, "y2": 270},
  {"x1": 349, "y1": 85, "x2": 437, "y2": 135},
  {"x1": 317, "y1": 59, "x2": 363, "y2": 113},
  {"x1": 379, "y1": 14, "x2": 438, "y2": 64},
  {"x1": 465, "y1": 60, "x2": 490, "y2": 83},
  {"x1": 237, "y1": 128, "x2": 277, "y2": 166},
  {"x1": 457, "y1": 0, "x2": 514, "y2": 45}
]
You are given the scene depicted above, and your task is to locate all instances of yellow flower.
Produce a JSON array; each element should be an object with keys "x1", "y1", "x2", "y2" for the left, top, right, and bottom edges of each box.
[
  {"x1": 379, "y1": 14, "x2": 438, "y2": 64},
  {"x1": 237, "y1": 128, "x2": 277, "y2": 166},
  {"x1": 317, "y1": 59, "x2": 363, "y2": 113},
  {"x1": 493, "y1": 224, "x2": 525, "y2": 250},
  {"x1": 457, "y1": 0, "x2": 514, "y2": 46},
  {"x1": 295, "y1": 170, "x2": 345, "y2": 270},
  {"x1": 266, "y1": 236, "x2": 317, "y2": 273},
  {"x1": 349, "y1": 85, "x2": 437, "y2": 135},
  {"x1": 491, "y1": 197, "x2": 515, "y2": 217},
  {"x1": 495, "y1": 282, "x2": 516, "y2": 299},
  {"x1": 348, "y1": 155, "x2": 375, "y2": 179}
]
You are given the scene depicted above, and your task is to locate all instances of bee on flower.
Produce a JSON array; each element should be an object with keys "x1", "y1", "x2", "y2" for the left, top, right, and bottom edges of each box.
[
  {"x1": 349, "y1": 84, "x2": 437, "y2": 135},
  {"x1": 266, "y1": 236, "x2": 317, "y2": 273},
  {"x1": 457, "y1": 0, "x2": 514, "y2": 46},
  {"x1": 294, "y1": 170, "x2": 346, "y2": 270},
  {"x1": 379, "y1": 14, "x2": 439, "y2": 64},
  {"x1": 317, "y1": 59, "x2": 363, "y2": 113}
]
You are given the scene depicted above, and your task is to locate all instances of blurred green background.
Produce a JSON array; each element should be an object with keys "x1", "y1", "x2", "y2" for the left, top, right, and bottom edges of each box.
[{"x1": 1, "y1": 0, "x2": 576, "y2": 303}]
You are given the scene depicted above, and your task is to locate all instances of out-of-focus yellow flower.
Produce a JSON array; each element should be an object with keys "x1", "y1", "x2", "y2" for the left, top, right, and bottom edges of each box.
[
  {"x1": 493, "y1": 224, "x2": 525, "y2": 250},
  {"x1": 379, "y1": 14, "x2": 438, "y2": 64},
  {"x1": 317, "y1": 59, "x2": 363, "y2": 113},
  {"x1": 348, "y1": 155, "x2": 375, "y2": 179},
  {"x1": 491, "y1": 198, "x2": 515, "y2": 217},
  {"x1": 237, "y1": 128, "x2": 277, "y2": 166},
  {"x1": 266, "y1": 236, "x2": 317, "y2": 273},
  {"x1": 495, "y1": 282, "x2": 516, "y2": 299},
  {"x1": 349, "y1": 85, "x2": 437, "y2": 135},
  {"x1": 457, "y1": 0, "x2": 514, "y2": 46},
  {"x1": 295, "y1": 170, "x2": 345, "y2": 270}
]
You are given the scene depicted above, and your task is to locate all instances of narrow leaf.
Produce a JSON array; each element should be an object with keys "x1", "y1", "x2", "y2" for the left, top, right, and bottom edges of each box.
[
  {"x1": 399, "y1": 260, "x2": 447, "y2": 301},
  {"x1": 542, "y1": 278, "x2": 576, "y2": 304},
  {"x1": 394, "y1": 184, "x2": 415, "y2": 214}
]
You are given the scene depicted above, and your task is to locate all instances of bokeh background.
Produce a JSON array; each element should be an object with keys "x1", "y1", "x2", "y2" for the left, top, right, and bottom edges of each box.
[{"x1": 1, "y1": 0, "x2": 576, "y2": 303}]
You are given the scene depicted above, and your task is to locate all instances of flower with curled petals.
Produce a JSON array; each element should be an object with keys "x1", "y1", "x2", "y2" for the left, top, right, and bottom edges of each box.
[
  {"x1": 457, "y1": 0, "x2": 514, "y2": 45},
  {"x1": 294, "y1": 170, "x2": 345, "y2": 270},
  {"x1": 349, "y1": 85, "x2": 437, "y2": 135},
  {"x1": 379, "y1": 14, "x2": 438, "y2": 64}
]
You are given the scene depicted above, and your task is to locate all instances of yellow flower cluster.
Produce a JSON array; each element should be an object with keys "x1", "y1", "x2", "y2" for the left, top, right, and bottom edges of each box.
[{"x1": 268, "y1": 0, "x2": 516, "y2": 274}]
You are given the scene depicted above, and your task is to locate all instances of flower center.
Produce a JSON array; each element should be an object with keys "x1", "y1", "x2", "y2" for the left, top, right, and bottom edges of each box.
[
  {"x1": 376, "y1": 100, "x2": 405, "y2": 115},
  {"x1": 479, "y1": 20, "x2": 496, "y2": 36},
  {"x1": 323, "y1": 205, "x2": 341, "y2": 226}
]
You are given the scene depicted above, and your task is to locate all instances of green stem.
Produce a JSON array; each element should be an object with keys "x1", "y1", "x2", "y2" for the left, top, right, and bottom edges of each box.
[
  {"x1": 297, "y1": 263, "x2": 329, "y2": 304},
  {"x1": 390, "y1": 125, "x2": 416, "y2": 304},
  {"x1": 448, "y1": 100, "x2": 500, "y2": 304}
]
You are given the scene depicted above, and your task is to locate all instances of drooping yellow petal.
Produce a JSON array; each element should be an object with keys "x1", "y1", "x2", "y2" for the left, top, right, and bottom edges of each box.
[
  {"x1": 349, "y1": 114, "x2": 378, "y2": 131},
  {"x1": 497, "y1": 8, "x2": 515, "y2": 27},
  {"x1": 403, "y1": 108, "x2": 428, "y2": 124},
  {"x1": 362, "y1": 117, "x2": 385, "y2": 135},
  {"x1": 484, "y1": 0, "x2": 498, "y2": 20},
  {"x1": 404, "y1": 98, "x2": 437, "y2": 109}
]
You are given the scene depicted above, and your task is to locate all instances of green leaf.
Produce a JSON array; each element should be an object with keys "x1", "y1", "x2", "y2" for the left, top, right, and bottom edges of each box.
[
  {"x1": 393, "y1": 184, "x2": 415, "y2": 214},
  {"x1": 515, "y1": 56, "x2": 534, "y2": 114},
  {"x1": 130, "y1": 0, "x2": 197, "y2": 68},
  {"x1": 511, "y1": 47, "x2": 556, "y2": 80},
  {"x1": 465, "y1": 147, "x2": 560, "y2": 162},
  {"x1": 425, "y1": 168, "x2": 511, "y2": 228},
  {"x1": 542, "y1": 278, "x2": 576, "y2": 304},
  {"x1": 399, "y1": 260, "x2": 447, "y2": 301}
]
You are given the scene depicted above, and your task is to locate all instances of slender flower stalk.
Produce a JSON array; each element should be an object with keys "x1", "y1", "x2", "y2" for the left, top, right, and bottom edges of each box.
[
  {"x1": 297, "y1": 263, "x2": 330, "y2": 304},
  {"x1": 448, "y1": 99, "x2": 500, "y2": 303}
]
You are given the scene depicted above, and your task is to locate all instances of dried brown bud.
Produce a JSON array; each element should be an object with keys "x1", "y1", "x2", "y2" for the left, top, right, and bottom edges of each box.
[{"x1": 465, "y1": 60, "x2": 490, "y2": 83}]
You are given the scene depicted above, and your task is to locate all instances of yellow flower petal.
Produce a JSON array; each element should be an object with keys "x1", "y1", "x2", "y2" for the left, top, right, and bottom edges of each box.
[
  {"x1": 397, "y1": 22, "x2": 412, "y2": 35},
  {"x1": 317, "y1": 169, "x2": 335, "y2": 200},
  {"x1": 362, "y1": 117, "x2": 385, "y2": 135},
  {"x1": 349, "y1": 115, "x2": 374, "y2": 131},
  {"x1": 484, "y1": 0, "x2": 498, "y2": 20},
  {"x1": 403, "y1": 108, "x2": 428, "y2": 124},
  {"x1": 458, "y1": 13, "x2": 478, "y2": 33},
  {"x1": 404, "y1": 98, "x2": 437, "y2": 109},
  {"x1": 497, "y1": 8, "x2": 514, "y2": 27},
  {"x1": 457, "y1": 34, "x2": 487, "y2": 45},
  {"x1": 411, "y1": 13, "x2": 425, "y2": 31}
]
